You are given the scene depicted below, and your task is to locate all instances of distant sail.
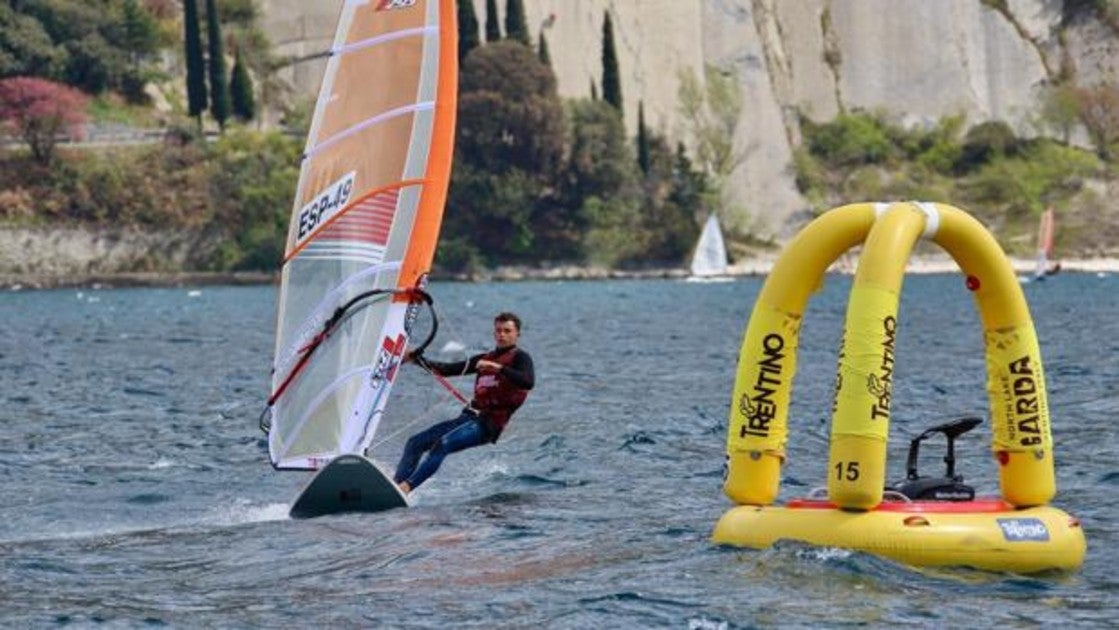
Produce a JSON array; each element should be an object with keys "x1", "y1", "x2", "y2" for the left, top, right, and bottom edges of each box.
[
  {"x1": 690, "y1": 214, "x2": 729, "y2": 277},
  {"x1": 1033, "y1": 207, "x2": 1055, "y2": 280},
  {"x1": 267, "y1": 0, "x2": 457, "y2": 470}
]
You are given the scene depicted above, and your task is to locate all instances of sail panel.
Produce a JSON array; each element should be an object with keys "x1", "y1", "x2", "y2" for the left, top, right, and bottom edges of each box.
[
  {"x1": 269, "y1": 0, "x2": 456, "y2": 470},
  {"x1": 309, "y1": 36, "x2": 426, "y2": 154},
  {"x1": 288, "y1": 114, "x2": 418, "y2": 256},
  {"x1": 691, "y1": 215, "x2": 729, "y2": 277}
]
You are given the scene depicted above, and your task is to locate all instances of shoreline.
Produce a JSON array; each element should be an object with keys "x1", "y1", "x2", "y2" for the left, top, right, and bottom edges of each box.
[{"x1": 2, "y1": 256, "x2": 1116, "y2": 290}]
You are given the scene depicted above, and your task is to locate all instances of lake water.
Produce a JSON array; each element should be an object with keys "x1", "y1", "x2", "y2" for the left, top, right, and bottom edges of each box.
[{"x1": 1, "y1": 273, "x2": 1116, "y2": 627}]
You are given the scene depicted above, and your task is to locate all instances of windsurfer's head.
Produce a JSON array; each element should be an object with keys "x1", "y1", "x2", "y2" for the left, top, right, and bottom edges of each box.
[{"x1": 493, "y1": 312, "x2": 522, "y2": 348}]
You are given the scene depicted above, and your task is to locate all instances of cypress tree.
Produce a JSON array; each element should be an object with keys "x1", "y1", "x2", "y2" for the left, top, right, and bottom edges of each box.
[
  {"x1": 205, "y1": 0, "x2": 230, "y2": 129},
  {"x1": 590, "y1": 81, "x2": 598, "y2": 100},
  {"x1": 183, "y1": 0, "x2": 207, "y2": 123},
  {"x1": 504, "y1": 0, "x2": 530, "y2": 46},
  {"x1": 538, "y1": 32, "x2": 551, "y2": 67},
  {"x1": 484, "y1": 0, "x2": 501, "y2": 42},
  {"x1": 229, "y1": 46, "x2": 255, "y2": 122},
  {"x1": 457, "y1": 0, "x2": 480, "y2": 62},
  {"x1": 122, "y1": 0, "x2": 159, "y2": 67},
  {"x1": 601, "y1": 11, "x2": 623, "y2": 115},
  {"x1": 637, "y1": 101, "x2": 650, "y2": 174}
]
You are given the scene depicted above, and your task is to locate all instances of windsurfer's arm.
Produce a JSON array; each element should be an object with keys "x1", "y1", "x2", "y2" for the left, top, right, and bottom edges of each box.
[{"x1": 497, "y1": 351, "x2": 534, "y2": 390}]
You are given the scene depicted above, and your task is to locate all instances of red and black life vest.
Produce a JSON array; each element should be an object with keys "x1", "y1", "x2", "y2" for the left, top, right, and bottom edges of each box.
[{"x1": 471, "y1": 347, "x2": 530, "y2": 440}]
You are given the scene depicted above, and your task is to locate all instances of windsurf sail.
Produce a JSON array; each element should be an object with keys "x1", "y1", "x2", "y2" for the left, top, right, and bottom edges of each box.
[
  {"x1": 1033, "y1": 207, "x2": 1055, "y2": 279},
  {"x1": 265, "y1": 0, "x2": 457, "y2": 470},
  {"x1": 690, "y1": 214, "x2": 729, "y2": 277}
]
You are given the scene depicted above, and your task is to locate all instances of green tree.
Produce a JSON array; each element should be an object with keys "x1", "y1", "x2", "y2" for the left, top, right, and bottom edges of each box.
[
  {"x1": 638, "y1": 135, "x2": 703, "y2": 263},
  {"x1": 636, "y1": 100, "x2": 650, "y2": 174},
  {"x1": 457, "y1": 0, "x2": 480, "y2": 62},
  {"x1": 229, "y1": 45, "x2": 255, "y2": 122},
  {"x1": 537, "y1": 32, "x2": 550, "y2": 67},
  {"x1": 1, "y1": 1, "x2": 165, "y2": 99},
  {"x1": 0, "y1": 6, "x2": 67, "y2": 79},
  {"x1": 220, "y1": 21, "x2": 278, "y2": 119},
  {"x1": 443, "y1": 41, "x2": 565, "y2": 267},
  {"x1": 183, "y1": 0, "x2": 207, "y2": 123},
  {"x1": 565, "y1": 99, "x2": 643, "y2": 265},
  {"x1": 456, "y1": 41, "x2": 563, "y2": 176},
  {"x1": 801, "y1": 112, "x2": 894, "y2": 167},
  {"x1": 206, "y1": 129, "x2": 300, "y2": 269},
  {"x1": 961, "y1": 120, "x2": 1018, "y2": 168},
  {"x1": 484, "y1": 0, "x2": 501, "y2": 42},
  {"x1": 121, "y1": 0, "x2": 160, "y2": 67},
  {"x1": 504, "y1": 0, "x2": 530, "y2": 46},
  {"x1": 63, "y1": 33, "x2": 126, "y2": 94},
  {"x1": 601, "y1": 11, "x2": 622, "y2": 114},
  {"x1": 668, "y1": 142, "x2": 708, "y2": 224},
  {"x1": 206, "y1": 0, "x2": 230, "y2": 129}
]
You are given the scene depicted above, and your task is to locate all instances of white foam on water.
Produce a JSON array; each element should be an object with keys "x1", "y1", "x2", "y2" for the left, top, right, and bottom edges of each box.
[
  {"x1": 688, "y1": 618, "x2": 729, "y2": 630},
  {"x1": 207, "y1": 500, "x2": 291, "y2": 526},
  {"x1": 797, "y1": 546, "x2": 854, "y2": 562}
]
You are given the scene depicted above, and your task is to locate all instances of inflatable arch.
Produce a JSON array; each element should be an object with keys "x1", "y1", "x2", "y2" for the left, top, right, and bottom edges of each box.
[{"x1": 714, "y1": 202, "x2": 1084, "y2": 573}]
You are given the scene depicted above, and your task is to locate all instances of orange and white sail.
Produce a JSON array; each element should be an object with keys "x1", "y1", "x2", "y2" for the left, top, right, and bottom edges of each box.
[
  {"x1": 267, "y1": 0, "x2": 457, "y2": 470},
  {"x1": 1034, "y1": 207, "x2": 1055, "y2": 279}
]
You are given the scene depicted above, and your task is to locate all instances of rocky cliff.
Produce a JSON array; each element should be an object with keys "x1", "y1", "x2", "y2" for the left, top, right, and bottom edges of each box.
[{"x1": 258, "y1": 0, "x2": 1118, "y2": 238}]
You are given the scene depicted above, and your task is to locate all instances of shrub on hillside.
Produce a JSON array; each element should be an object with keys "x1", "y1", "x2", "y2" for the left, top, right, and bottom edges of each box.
[
  {"x1": 804, "y1": 112, "x2": 896, "y2": 167},
  {"x1": 961, "y1": 120, "x2": 1019, "y2": 170},
  {"x1": 961, "y1": 140, "x2": 1102, "y2": 215}
]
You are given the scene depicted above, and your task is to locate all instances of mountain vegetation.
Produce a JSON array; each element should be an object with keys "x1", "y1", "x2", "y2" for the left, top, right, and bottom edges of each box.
[
  {"x1": 794, "y1": 107, "x2": 1118, "y2": 256},
  {"x1": 0, "y1": 1, "x2": 1116, "y2": 277},
  {"x1": 0, "y1": 4, "x2": 706, "y2": 274}
]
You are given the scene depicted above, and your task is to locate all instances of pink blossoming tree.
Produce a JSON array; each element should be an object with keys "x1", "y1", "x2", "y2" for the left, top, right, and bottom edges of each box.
[{"x1": 0, "y1": 77, "x2": 90, "y2": 165}]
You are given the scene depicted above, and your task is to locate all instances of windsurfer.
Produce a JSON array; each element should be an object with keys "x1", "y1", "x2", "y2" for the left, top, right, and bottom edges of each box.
[{"x1": 393, "y1": 312, "x2": 535, "y2": 493}]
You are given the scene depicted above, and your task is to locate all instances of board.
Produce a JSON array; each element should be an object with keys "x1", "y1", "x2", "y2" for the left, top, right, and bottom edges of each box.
[{"x1": 289, "y1": 454, "x2": 408, "y2": 519}]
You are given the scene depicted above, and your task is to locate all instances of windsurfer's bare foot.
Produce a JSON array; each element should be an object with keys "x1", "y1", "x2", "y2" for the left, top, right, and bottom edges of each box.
[{"x1": 398, "y1": 481, "x2": 412, "y2": 494}]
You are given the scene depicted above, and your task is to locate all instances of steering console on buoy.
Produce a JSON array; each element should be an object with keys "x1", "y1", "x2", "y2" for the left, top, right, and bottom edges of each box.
[{"x1": 891, "y1": 417, "x2": 981, "y2": 502}]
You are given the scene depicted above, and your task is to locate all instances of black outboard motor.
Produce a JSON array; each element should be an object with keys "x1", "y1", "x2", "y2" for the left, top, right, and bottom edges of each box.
[{"x1": 891, "y1": 417, "x2": 981, "y2": 501}]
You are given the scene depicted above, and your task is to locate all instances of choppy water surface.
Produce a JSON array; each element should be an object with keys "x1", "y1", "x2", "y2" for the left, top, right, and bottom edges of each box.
[{"x1": 1, "y1": 274, "x2": 1116, "y2": 627}]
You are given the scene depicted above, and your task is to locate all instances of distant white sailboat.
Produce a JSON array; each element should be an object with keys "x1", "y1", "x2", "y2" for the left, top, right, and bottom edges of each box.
[{"x1": 688, "y1": 214, "x2": 730, "y2": 280}]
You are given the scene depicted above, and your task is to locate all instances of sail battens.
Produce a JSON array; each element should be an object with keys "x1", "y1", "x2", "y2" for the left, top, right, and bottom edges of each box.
[
  {"x1": 299, "y1": 250, "x2": 387, "y2": 265},
  {"x1": 304, "y1": 101, "x2": 436, "y2": 162},
  {"x1": 301, "y1": 243, "x2": 387, "y2": 258},
  {"x1": 332, "y1": 25, "x2": 436, "y2": 57}
]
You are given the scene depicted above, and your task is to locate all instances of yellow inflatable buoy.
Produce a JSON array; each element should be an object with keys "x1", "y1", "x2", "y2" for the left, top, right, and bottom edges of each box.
[{"x1": 714, "y1": 202, "x2": 1085, "y2": 573}]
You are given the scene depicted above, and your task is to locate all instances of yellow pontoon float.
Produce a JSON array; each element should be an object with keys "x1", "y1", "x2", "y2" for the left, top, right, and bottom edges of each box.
[{"x1": 712, "y1": 202, "x2": 1085, "y2": 574}]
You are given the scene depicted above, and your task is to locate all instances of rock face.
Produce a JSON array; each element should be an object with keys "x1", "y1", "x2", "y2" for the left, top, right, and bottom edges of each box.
[
  {"x1": 0, "y1": 227, "x2": 213, "y2": 278},
  {"x1": 257, "y1": 0, "x2": 1116, "y2": 238}
]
